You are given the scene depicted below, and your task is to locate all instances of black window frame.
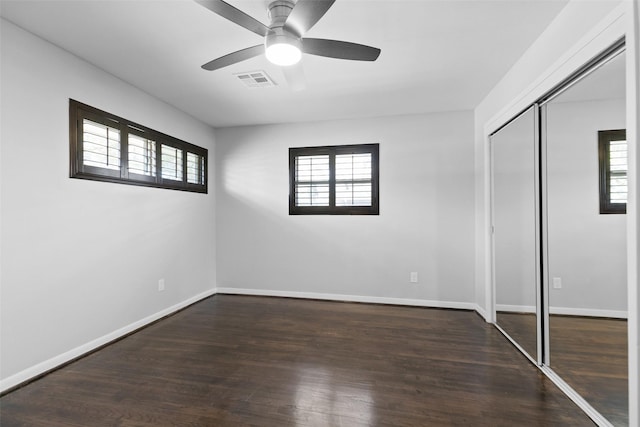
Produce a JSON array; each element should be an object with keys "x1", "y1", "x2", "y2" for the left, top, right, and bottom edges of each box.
[
  {"x1": 70, "y1": 99, "x2": 208, "y2": 193},
  {"x1": 598, "y1": 129, "x2": 626, "y2": 214},
  {"x1": 289, "y1": 143, "x2": 379, "y2": 215}
]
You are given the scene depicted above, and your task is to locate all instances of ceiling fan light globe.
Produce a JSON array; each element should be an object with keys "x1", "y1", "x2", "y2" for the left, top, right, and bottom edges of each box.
[
  {"x1": 265, "y1": 30, "x2": 302, "y2": 66},
  {"x1": 266, "y1": 43, "x2": 302, "y2": 66}
]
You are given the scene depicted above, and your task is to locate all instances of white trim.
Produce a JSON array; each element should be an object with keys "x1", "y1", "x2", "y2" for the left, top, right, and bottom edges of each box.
[
  {"x1": 533, "y1": 104, "x2": 543, "y2": 365},
  {"x1": 486, "y1": 135, "x2": 496, "y2": 323},
  {"x1": 549, "y1": 306, "x2": 628, "y2": 319},
  {"x1": 540, "y1": 103, "x2": 552, "y2": 368},
  {"x1": 497, "y1": 304, "x2": 628, "y2": 319},
  {"x1": 215, "y1": 287, "x2": 477, "y2": 311},
  {"x1": 626, "y1": 1, "x2": 640, "y2": 425},
  {"x1": 496, "y1": 304, "x2": 537, "y2": 314},
  {"x1": 0, "y1": 288, "x2": 217, "y2": 394}
]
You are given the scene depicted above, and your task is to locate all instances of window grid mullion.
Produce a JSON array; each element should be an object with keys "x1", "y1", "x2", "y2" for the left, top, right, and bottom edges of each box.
[
  {"x1": 155, "y1": 138, "x2": 162, "y2": 184},
  {"x1": 329, "y1": 152, "x2": 336, "y2": 208},
  {"x1": 76, "y1": 114, "x2": 84, "y2": 173},
  {"x1": 181, "y1": 146, "x2": 188, "y2": 186},
  {"x1": 202, "y1": 156, "x2": 207, "y2": 185},
  {"x1": 120, "y1": 125, "x2": 129, "y2": 179}
]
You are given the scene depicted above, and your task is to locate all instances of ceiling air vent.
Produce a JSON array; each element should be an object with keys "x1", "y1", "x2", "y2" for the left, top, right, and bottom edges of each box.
[{"x1": 235, "y1": 71, "x2": 277, "y2": 88}]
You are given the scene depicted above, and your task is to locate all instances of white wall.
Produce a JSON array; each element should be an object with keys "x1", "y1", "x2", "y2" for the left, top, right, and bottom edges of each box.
[
  {"x1": 215, "y1": 112, "x2": 476, "y2": 307},
  {"x1": 0, "y1": 20, "x2": 216, "y2": 390},
  {"x1": 546, "y1": 98, "x2": 627, "y2": 314}
]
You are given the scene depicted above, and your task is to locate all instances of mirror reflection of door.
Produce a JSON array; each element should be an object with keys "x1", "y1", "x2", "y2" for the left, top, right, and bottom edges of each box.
[
  {"x1": 544, "y1": 51, "x2": 627, "y2": 426},
  {"x1": 492, "y1": 106, "x2": 538, "y2": 361}
]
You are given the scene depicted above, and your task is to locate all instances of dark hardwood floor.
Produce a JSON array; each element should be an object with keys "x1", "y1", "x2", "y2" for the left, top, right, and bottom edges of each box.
[
  {"x1": 497, "y1": 311, "x2": 627, "y2": 426},
  {"x1": 1, "y1": 295, "x2": 593, "y2": 426}
]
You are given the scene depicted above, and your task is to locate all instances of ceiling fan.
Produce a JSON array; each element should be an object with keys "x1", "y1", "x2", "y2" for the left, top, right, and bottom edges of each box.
[{"x1": 195, "y1": 0, "x2": 381, "y2": 88}]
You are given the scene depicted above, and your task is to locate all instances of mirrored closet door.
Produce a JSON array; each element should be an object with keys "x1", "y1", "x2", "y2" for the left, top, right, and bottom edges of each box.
[
  {"x1": 491, "y1": 42, "x2": 627, "y2": 426},
  {"x1": 491, "y1": 106, "x2": 540, "y2": 362},
  {"x1": 542, "y1": 49, "x2": 627, "y2": 426}
]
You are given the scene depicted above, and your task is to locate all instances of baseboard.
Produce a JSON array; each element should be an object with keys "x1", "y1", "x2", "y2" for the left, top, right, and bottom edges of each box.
[
  {"x1": 0, "y1": 288, "x2": 217, "y2": 394},
  {"x1": 496, "y1": 304, "x2": 537, "y2": 314},
  {"x1": 215, "y1": 287, "x2": 477, "y2": 311},
  {"x1": 549, "y1": 306, "x2": 627, "y2": 319},
  {"x1": 496, "y1": 304, "x2": 627, "y2": 319}
]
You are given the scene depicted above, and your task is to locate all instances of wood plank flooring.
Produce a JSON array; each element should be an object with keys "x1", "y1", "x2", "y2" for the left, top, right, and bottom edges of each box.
[
  {"x1": 0, "y1": 295, "x2": 593, "y2": 426},
  {"x1": 498, "y1": 312, "x2": 627, "y2": 425}
]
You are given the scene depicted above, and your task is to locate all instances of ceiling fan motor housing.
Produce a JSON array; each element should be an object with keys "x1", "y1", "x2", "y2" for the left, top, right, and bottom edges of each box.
[
  {"x1": 267, "y1": 1, "x2": 295, "y2": 29},
  {"x1": 266, "y1": 0, "x2": 300, "y2": 41}
]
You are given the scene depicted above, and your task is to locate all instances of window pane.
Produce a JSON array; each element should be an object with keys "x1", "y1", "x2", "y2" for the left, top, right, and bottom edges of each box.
[
  {"x1": 296, "y1": 155, "x2": 329, "y2": 182},
  {"x1": 336, "y1": 182, "x2": 372, "y2": 206},
  {"x1": 187, "y1": 152, "x2": 205, "y2": 185},
  {"x1": 336, "y1": 153, "x2": 372, "y2": 181},
  {"x1": 128, "y1": 134, "x2": 156, "y2": 177},
  {"x1": 161, "y1": 144, "x2": 183, "y2": 181},
  {"x1": 83, "y1": 119, "x2": 120, "y2": 170},
  {"x1": 609, "y1": 139, "x2": 627, "y2": 204},
  {"x1": 335, "y1": 153, "x2": 372, "y2": 206},
  {"x1": 295, "y1": 155, "x2": 329, "y2": 206},
  {"x1": 295, "y1": 183, "x2": 329, "y2": 206}
]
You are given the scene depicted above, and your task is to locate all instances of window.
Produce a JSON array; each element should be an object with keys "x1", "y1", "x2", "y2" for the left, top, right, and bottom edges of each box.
[
  {"x1": 289, "y1": 144, "x2": 379, "y2": 215},
  {"x1": 598, "y1": 129, "x2": 627, "y2": 214},
  {"x1": 70, "y1": 100, "x2": 207, "y2": 193}
]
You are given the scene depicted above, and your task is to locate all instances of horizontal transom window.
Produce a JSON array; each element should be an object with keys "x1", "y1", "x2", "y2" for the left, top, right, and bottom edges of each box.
[
  {"x1": 289, "y1": 144, "x2": 379, "y2": 215},
  {"x1": 70, "y1": 100, "x2": 207, "y2": 193}
]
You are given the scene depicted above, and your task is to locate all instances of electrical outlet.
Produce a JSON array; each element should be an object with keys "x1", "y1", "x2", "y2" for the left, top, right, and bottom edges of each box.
[
  {"x1": 552, "y1": 277, "x2": 562, "y2": 289},
  {"x1": 410, "y1": 272, "x2": 418, "y2": 283},
  {"x1": 158, "y1": 279, "x2": 165, "y2": 292}
]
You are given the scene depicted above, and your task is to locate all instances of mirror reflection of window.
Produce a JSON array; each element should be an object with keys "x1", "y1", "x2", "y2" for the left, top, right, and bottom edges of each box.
[{"x1": 599, "y1": 129, "x2": 627, "y2": 214}]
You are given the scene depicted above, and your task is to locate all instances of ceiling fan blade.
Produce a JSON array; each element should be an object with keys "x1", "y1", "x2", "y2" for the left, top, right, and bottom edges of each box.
[
  {"x1": 284, "y1": 0, "x2": 335, "y2": 37},
  {"x1": 282, "y1": 63, "x2": 306, "y2": 91},
  {"x1": 201, "y1": 45, "x2": 264, "y2": 71},
  {"x1": 302, "y1": 38, "x2": 381, "y2": 61},
  {"x1": 194, "y1": 0, "x2": 269, "y2": 37}
]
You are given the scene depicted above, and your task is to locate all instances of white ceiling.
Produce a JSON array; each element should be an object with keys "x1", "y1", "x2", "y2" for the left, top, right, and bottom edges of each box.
[{"x1": 0, "y1": 0, "x2": 570, "y2": 128}]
